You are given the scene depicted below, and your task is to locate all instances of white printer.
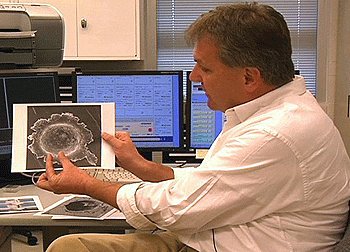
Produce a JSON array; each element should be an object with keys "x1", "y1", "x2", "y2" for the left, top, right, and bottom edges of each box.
[{"x1": 0, "y1": 3, "x2": 64, "y2": 68}]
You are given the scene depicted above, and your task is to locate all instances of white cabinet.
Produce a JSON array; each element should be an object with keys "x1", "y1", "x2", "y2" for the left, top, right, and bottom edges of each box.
[{"x1": 17, "y1": 0, "x2": 142, "y2": 60}]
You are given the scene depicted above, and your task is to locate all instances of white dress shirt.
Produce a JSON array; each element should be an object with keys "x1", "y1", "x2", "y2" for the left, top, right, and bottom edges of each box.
[{"x1": 117, "y1": 76, "x2": 350, "y2": 252}]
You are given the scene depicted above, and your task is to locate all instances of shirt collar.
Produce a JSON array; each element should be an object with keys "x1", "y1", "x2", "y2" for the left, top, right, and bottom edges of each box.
[{"x1": 224, "y1": 76, "x2": 307, "y2": 126}]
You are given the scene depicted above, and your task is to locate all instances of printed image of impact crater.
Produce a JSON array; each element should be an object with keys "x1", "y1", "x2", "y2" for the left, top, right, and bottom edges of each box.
[{"x1": 28, "y1": 113, "x2": 98, "y2": 165}]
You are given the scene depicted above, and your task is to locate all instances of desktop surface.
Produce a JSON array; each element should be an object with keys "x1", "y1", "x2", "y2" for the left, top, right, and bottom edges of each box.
[
  {"x1": 0, "y1": 184, "x2": 129, "y2": 228},
  {"x1": 0, "y1": 184, "x2": 130, "y2": 251}
]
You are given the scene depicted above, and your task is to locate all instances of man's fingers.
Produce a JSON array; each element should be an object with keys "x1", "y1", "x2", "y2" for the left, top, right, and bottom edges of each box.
[
  {"x1": 102, "y1": 132, "x2": 113, "y2": 141},
  {"x1": 57, "y1": 152, "x2": 72, "y2": 167},
  {"x1": 45, "y1": 153, "x2": 57, "y2": 178},
  {"x1": 37, "y1": 174, "x2": 51, "y2": 190},
  {"x1": 37, "y1": 172, "x2": 48, "y2": 185},
  {"x1": 102, "y1": 132, "x2": 121, "y2": 147},
  {"x1": 115, "y1": 131, "x2": 130, "y2": 140}
]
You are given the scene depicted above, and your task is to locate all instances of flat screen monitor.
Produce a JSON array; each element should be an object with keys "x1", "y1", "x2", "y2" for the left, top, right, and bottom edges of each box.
[
  {"x1": 0, "y1": 71, "x2": 60, "y2": 185},
  {"x1": 74, "y1": 70, "x2": 184, "y2": 151},
  {"x1": 186, "y1": 71, "x2": 225, "y2": 149}
]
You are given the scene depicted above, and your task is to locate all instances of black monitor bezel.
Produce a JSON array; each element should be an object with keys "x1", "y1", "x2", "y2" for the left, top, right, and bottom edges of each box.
[
  {"x1": 185, "y1": 71, "x2": 192, "y2": 150},
  {"x1": 0, "y1": 70, "x2": 60, "y2": 161},
  {"x1": 72, "y1": 70, "x2": 185, "y2": 152},
  {"x1": 0, "y1": 70, "x2": 60, "y2": 186}
]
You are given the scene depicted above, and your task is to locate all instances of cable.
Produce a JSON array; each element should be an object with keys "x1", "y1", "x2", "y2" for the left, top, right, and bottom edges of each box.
[
  {"x1": 31, "y1": 169, "x2": 62, "y2": 186},
  {"x1": 212, "y1": 229, "x2": 218, "y2": 252},
  {"x1": 19, "y1": 172, "x2": 32, "y2": 178},
  {"x1": 31, "y1": 172, "x2": 44, "y2": 186}
]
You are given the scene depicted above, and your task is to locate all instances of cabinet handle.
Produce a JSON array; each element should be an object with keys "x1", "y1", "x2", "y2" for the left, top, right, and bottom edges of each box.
[{"x1": 81, "y1": 18, "x2": 87, "y2": 28}]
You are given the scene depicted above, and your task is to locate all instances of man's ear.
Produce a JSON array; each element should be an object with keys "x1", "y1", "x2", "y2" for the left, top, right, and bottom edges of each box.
[{"x1": 244, "y1": 67, "x2": 262, "y2": 93}]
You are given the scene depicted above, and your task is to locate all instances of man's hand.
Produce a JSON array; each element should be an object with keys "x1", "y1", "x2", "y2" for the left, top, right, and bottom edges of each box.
[
  {"x1": 102, "y1": 131, "x2": 145, "y2": 170},
  {"x1": 37, "y1": 152, "x2": 93, "y2": 195},
  {"x1": 102, "y1": 131, "x2": 174, "y2": 182},
  {"x1": 38, "y1": 152, "x2": 123, "y2": 209}
]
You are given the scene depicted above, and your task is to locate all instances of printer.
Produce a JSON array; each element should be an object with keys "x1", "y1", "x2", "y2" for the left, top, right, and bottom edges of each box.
[{"x1": 0, "y1": 3, "x2": 64, "y2": 68}]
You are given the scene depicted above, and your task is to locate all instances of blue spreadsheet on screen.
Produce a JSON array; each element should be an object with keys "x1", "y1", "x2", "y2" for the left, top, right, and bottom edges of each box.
[{"x1": 74, "y1": 70, "x2": 184, "y2": 151}]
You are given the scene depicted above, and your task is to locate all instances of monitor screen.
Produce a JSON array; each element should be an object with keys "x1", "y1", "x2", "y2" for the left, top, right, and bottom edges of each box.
[
  {"x1": 0, "y1": 71, "x2": 60, "y2": 185},
  {"x1": 74, "y1": 70, "x2": 184, "y2": 150},
  {"x1": 186, "y1": 71, "x2": 225, "y2": 149}
]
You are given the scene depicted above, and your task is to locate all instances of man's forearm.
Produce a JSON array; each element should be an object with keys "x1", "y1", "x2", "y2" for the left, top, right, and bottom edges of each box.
[
  {"x1": 129, "y1": 159, "x2": 175, "y2": 182},
  {"x1": 84, "y1": 178, "x2": 124, "y2": 209}
]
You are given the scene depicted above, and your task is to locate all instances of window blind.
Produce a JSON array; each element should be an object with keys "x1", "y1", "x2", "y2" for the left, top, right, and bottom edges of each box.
[{"x1": 157, "y1": 0, "x2": 318, "y2": 94}]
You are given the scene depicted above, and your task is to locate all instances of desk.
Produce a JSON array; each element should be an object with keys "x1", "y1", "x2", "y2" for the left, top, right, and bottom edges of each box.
[{"x1": 0, "y1": 184, "x2": 131, "y2": 250}]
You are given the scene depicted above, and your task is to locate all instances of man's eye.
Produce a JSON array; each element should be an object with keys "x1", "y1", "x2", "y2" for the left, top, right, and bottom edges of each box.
[{"x1": 201, "y1": 66, "x2": 211, "y2": 72}]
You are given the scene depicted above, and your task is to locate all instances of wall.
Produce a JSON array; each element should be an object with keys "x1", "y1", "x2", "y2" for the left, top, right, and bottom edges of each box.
[
  {"x1": 334, "y1": 0, "x2": 350, "y2": 154},
  {"x1": 317, "y1": 0, "x2": 338, "y2": 119},
  {"x1": 315, "y1": 0, "x2": 350, "y2": 154}
]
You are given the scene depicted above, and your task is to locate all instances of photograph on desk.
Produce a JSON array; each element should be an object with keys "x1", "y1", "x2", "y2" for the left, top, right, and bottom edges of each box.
[
  {"x1": 37, "y1": 195, "x2": 116, "y2": 220},
  {"x1": 0, "y1": 196, "x2": 42, "y2": 214},
  {"x1": 11, "y1": 103, "x2": 115, "y2": 172}
]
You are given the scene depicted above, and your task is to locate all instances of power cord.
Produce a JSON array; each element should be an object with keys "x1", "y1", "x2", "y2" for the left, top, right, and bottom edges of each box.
[{"x1": 28, "y1": 171, "x2": 44, "y2": 185}]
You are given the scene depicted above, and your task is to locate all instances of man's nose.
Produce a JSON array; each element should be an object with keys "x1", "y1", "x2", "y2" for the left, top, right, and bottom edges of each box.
[{"x1": 189, "y1": 68, "x2": 202, "y2": 83}]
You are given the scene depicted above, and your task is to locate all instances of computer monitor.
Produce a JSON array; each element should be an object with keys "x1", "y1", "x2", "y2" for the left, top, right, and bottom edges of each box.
[
  {"x1": 74, "y1": 70, "x2": 184, "y2": 154},
  {"x1": 0, "y1": 70, "x2": 60, "y2": 185},
  {"x1": 186, "y1": 71, "x2": 225, "y2": 149}
]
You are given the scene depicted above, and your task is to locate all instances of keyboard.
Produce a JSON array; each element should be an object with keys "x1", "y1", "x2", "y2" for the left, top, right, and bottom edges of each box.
[{"x1": 84, "y1": 167, "x2": 142, "y2": 184}]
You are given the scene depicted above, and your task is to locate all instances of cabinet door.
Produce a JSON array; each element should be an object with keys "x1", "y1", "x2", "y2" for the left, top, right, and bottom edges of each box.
[
  {"x1": 18, "y1": 0, "x2": 77, "y2": 57},
  {"x1": 77, "y1": 0, "x2": 140, "y2": 59}
]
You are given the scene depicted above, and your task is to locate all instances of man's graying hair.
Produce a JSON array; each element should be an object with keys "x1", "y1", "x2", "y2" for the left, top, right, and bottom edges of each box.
[{"x1": 185, "y1": 2, "x2": 295, "y2": 87}]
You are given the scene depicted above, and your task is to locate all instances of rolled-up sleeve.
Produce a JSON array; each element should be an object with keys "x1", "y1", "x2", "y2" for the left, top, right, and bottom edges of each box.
[
  {"x1": 117, "y1": 167, "x2": 199, "y2": 231},
  {"x1": 117, "y1": 182, "x2": 158, "y2": 230}
]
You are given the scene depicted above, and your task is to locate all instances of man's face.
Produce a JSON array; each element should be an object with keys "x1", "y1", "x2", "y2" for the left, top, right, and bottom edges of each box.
[{"x1": 190, "y1": 36, "x2": 249, "y2": 112}]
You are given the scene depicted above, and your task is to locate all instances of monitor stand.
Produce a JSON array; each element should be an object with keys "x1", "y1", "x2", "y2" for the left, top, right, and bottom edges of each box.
[{"x1": 152, "y1": 151, "x2": 162, "y2": 164}]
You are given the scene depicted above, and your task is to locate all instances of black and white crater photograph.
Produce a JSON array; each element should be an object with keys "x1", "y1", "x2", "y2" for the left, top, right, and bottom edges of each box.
[
  {"x1": 11, "y1": 103, "x2": 115, "y2": 172},
  {"x1": 41, "y1": 195, "x2": 115, "y2": 219},
  {"x1": 26, "y1": 105, "x2": 101, "y2": 170}
]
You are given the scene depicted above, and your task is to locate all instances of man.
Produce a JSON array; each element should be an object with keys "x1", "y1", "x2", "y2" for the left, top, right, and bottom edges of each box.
[{"x1": 37, "y1": 3, "x2": 350, "y2": 252}]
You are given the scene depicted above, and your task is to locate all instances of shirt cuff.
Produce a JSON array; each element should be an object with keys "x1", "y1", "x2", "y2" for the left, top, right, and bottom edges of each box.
[{"x1": 117, "y1": 182, "x2": 158, "y2": 230}]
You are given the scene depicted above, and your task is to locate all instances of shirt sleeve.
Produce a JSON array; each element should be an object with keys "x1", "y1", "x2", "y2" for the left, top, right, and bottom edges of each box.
[
  {"x1": 117, "y1": 182, "x2": 157, "y2": 230},
  {"x1": 116, "y1": 167, "x2": 197, "y2": 231},
  {"x1": 117, "y1": 129, "x2": 305, "y2": 234}
]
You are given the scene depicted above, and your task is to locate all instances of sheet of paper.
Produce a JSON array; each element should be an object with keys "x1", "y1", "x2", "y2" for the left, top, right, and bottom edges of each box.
[
  {"x1": 37, "y1": 195, "x2": 116, "y2": 220},
  {"x1": 12, "y1": 103, "x2": 115, "y2": 172},
  {"x1": 104, "y1": 209, "x2": 126, "y2": 220},
  {"x1": 50, "y1": 208, "x2": 125, "y2": 220},
  {"x1": 0, "y1": 196, "x2": 43, "y2": 214}
]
